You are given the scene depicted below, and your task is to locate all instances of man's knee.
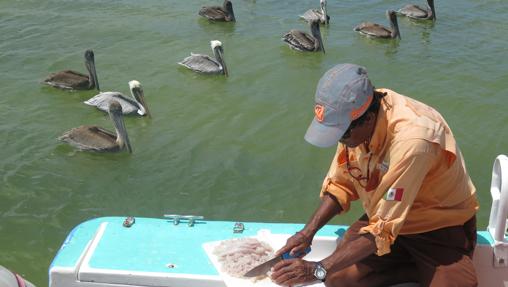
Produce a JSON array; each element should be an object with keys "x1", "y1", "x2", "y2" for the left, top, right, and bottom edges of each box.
[{"x1": 427, "y1": 258, "x2": 478, "y2": 287}]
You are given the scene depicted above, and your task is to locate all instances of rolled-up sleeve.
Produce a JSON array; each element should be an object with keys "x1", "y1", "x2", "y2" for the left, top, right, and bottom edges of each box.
[
  {"x1": 319, "y1": 148, "x2": 359, "y2": 214},
  {"x1": 359, "y1": 139, "x2": 439, "y2": 256}
]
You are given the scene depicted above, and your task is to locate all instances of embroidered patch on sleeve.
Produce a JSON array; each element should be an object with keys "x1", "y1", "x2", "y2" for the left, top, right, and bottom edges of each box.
[{"x1": 385, "y1": 187, "x2": 404, "y2": 201}]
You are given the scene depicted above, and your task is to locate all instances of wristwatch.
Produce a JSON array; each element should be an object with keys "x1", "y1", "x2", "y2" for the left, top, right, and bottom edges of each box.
[{"x1": 313, "y1": 262, "x2": 327, "y2": 282}]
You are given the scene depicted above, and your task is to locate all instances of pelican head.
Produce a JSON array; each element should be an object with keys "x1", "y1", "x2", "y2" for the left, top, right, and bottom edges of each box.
[
  {"x1": 387, "y1": 10, "x2": 401, "y2": 39},
  {"x1": 84, "y1": 49, "x2": 100, "y2": 91},
  {"x1": 309, "y1": 19, "x2": 325, "y2": 53},
  {"x1": 223, "y1": 0, "x2": 235, "y2": 21},
  {"x1": 320, "y1": 0, "x2": 329, "y2": 25},
  {"x1": 211, "y1": 40, "x2": 228, "y2": 76},
  {"x1": 109, "y1": 100, "x2": 132, "y2": 153},
  {"x1": 128, "y1": 80, "x2": 151, "y2": 118}
]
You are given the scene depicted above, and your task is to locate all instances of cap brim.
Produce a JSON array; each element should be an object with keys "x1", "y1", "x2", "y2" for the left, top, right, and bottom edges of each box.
[{"x1": 304, "y1": 118, "x2": 348, "y2": 148}]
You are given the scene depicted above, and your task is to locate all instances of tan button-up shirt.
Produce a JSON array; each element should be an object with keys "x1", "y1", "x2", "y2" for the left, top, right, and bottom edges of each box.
[{"x1": 320, "y1": 89, "x2": 479, "y2": 255}]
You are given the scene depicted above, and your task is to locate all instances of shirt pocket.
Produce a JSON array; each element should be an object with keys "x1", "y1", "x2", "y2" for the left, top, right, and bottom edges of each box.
[{"x1": 365, "y1": 160, "x2": 389, "y2": 192}]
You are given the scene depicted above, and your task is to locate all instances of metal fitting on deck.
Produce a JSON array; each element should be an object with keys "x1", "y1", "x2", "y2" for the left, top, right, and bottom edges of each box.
[{"x1": 164, "y1": 214, "x2": 204, "y2": 227}]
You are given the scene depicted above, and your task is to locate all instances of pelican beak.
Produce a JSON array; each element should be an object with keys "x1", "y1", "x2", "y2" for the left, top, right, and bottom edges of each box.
[
  {"x1": 389, "y1": 11, "x2": 401, "y2": 40},
  {"x1": 133, "y1": 87, "x2": 151, "y2": 118},
  {"x1": 125, "y1": 135, "x2": 133, "y2": 153},
  {"x1": 110, "y1": 109, "x2": 132, "y2": 153},
  {"x1": 86, "y1": 57, "x2": 100, "y2": 91},
  {"x1": 217, "y1": 48, "x2": 228, "y2": 77},
  {"x1": 322, "y1": 2, "x2": 329, "y2": 25}
]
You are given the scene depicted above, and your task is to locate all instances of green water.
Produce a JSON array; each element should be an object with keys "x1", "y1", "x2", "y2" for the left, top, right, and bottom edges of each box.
[{"x1": 1, "y1": 0, "x2": 507, "y2": 285}]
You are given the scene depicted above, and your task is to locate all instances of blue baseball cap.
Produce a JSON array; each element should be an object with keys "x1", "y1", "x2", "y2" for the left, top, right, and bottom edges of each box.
[{"x1": 304, "y1": 63, "x2": 374, "y2": 147}]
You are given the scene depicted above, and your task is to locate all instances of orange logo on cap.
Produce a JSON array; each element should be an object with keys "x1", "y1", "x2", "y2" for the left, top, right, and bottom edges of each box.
[{"x1": 315, "y1": 104, "x2": 325, "y2": 122}]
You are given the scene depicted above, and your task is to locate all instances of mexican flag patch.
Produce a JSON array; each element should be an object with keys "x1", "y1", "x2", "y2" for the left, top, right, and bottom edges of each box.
[{"x1": 385, "y1": 188, "x2": 404, "y2": 201}]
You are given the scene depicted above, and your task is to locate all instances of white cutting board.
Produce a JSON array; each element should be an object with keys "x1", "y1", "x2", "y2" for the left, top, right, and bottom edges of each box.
[{"x1": 202, "y1": 229, "x2": 325, "y2": 287}]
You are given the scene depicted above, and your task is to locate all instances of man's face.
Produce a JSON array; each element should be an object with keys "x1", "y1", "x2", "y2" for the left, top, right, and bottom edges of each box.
[{"x1": 339, "y1": 113, "x2": 376, "y2": 148}]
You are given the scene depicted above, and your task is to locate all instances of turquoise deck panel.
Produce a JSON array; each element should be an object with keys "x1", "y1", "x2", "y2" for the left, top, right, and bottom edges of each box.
[
  {"x1": 50, "y1": 218, "x2": 104, "y2": 269},
  {"x1": 51, "y1": 217, "x2": 348, "y2": 276},
  {"x1": 50, "y1": 217, "x2": 494, "y2": 277}
]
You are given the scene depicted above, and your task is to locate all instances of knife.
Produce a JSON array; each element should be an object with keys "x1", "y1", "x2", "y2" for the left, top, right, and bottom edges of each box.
[{"x1": 243, "y1": 247, "x2": 311, "y2": 278}]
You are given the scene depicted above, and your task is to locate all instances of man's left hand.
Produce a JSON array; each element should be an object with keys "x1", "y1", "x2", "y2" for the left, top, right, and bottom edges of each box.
[{"x1": 270, "y1": 259, "x2": 316, "y2": 286}]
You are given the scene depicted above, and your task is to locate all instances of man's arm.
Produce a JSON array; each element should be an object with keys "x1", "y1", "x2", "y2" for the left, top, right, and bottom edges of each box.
[
  {"x1": 301, "y1": 192, "x2": 343, "y2": 238},
  {"x1": 321, "y1": 232, "x2": 376, "y2": 272},
  {"x1": 276, "y1": 192, "x2": 343, "y2": 257},
  {"x1": 307, "y1": 194, "x2": 377, "y2": 279}
]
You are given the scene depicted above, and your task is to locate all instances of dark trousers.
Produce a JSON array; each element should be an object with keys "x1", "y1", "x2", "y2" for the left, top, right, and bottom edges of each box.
[{"x1": 338, "y1": 214, "x2": 478, "y2": 287}]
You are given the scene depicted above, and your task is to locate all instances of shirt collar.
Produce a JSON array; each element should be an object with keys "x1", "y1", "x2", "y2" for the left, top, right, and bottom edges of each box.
[{"x1": 368, "y1": 91, "x2": 390, "y2": 155}]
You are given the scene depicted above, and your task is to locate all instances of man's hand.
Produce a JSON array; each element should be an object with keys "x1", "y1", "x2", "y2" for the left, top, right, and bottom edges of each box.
[
  {"x1": 270, "y1": 259, "x2": 317, "y2": 287},
  {"x1": 275, "y1": 231, "x2": 313, "y2": 258}
]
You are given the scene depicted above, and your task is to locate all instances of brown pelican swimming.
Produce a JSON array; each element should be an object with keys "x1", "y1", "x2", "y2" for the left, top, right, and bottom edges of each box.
[
  {"x1": 84, "y1": 80, "x2": 151, "y2": 117},
  {"x1": 58, "y1": 100, "x2": 132, "y2": 153},
  {"x1": 300, "y1": 0, "x2": 330, "y2": 25},
  {"x1": 43, "y1": 49, "x2": 100, "y2": 91},
  {"x1": 198, "y1": 0, "x2": 235, "y2": 22},
  {"x1": 397, "y1": 0, "x2": 436, "y2": 21},
  {"x1": 354, "y1": 10, "x2": 401, "y2": 39},
  {"x1": 282, "y1": 18, "x2": 325, "y2": 53},
  {"x1": 178, "y1": 40, "x2": 229, "y2": 76}
]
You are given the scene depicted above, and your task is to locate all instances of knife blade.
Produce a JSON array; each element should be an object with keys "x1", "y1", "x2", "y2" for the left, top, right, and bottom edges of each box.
[{"x1": 243, "y1": 247, "x2": 311, "y2": 278}]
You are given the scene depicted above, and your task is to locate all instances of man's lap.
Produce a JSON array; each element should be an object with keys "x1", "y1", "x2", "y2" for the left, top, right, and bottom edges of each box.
[{"x1": 329, "y1": 215, "x2": 478, "y2": 287}]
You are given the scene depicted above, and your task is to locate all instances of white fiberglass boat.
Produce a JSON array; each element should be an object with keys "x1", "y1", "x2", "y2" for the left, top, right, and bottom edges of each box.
[{"x1": 49, "y1": 155, "x2": 508, "y2": 287}]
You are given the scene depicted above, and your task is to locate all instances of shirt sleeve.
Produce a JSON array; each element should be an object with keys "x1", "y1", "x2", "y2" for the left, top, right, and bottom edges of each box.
[
  {"x1": 319, "y1": 147, "x2": 359, "y2": 214},
  {"x1": 359, "y1": 139, "x2": 439, "y2": 256}
]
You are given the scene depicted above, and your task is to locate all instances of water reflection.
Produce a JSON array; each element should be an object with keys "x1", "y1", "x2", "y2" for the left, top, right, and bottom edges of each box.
[
  {"x1": 279, "y1": 45, "x2": 326, "y2": 70},
  {"x1": 399, "y1": 17, "x2": 435, "y2": 44},
  {"x1": 353, "y1": 35, "x2": 401, "y2": 56},
  {"x1": 384, "y1": 40, "x2": 400, "y2": 56},
  {"x1": 197, "y1": 18, "x2": 236, "y2": 35}
]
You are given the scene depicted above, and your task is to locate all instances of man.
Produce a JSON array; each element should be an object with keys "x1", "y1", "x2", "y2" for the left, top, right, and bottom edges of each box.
[
  {"x1": 270, "y1": 64, "x2": 479, "y2": 287},
  {"x1": 0, "y1": 265, "x2": 36, "y2": 287}
]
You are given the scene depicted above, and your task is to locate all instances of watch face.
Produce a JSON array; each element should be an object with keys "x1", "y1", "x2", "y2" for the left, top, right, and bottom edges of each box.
[
  {"x1": 316, "y1": 269, "x2": 326, "y2": 279},
  {"x1": 314, "y1": 263, "x2": 326, "y2": 280}
]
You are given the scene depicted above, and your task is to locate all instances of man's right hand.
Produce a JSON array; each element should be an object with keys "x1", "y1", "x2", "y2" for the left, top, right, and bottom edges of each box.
[{"x1": 275, "y1": 230, "x2": 313, "y2": 258}]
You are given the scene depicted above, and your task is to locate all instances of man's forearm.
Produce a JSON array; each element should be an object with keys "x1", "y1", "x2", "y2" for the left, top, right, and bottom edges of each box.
[
  {"x1": 301, "y1": 192, "x2": 343, "y2": 238},
  {"x1": 321, "y1": 233, "x2": 376, "y2": 272}
]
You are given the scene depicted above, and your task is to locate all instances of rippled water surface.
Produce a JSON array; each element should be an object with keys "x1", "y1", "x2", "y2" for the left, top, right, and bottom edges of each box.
[{"x1": 1, "y1": 0, "x2": 507, "y2": 285}]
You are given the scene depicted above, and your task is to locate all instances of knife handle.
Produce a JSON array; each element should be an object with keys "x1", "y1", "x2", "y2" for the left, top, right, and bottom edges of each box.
[{"x1": 282, "y1": 246, "x2": 311, "y2": 259}]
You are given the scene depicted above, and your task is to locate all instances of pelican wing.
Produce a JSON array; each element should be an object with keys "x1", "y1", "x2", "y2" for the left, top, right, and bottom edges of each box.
[
  {"x1": 198, "y1": 6, "x2": 227, "y2": 20},
  {"x1": 178, "y1": 53, "x2": 222, "y2": 74},
  {"x1": 282, "y1": 30, "x2": 316, "y2": 52},
  {"x1": 398, "y1": 5, "x2": 429, "y2": 19},
  {"x1": 84, "y1": 92, "x2": 140, "y2": 115},
  {"x1": 354, "y1": 22, "x2": 392, "y2": 38},
  {"x1": 58, "y1": 125, "x2": 119, "y2": 152},
  {"x1": 43, "y1": 70, "x2": 90, "y2": 90}
]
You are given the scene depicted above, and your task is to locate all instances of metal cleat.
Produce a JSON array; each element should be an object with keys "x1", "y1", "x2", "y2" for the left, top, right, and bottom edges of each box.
[
  {"x1": 233, "y1": 222, "x2": 244, "y2": 233},
  {"x1": 164, "y1": 214, "x2": 204, "y2": 227}
]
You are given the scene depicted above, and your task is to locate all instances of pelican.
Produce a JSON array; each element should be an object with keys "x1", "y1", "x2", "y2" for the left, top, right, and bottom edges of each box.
[
  {"x1": 58, "y1": 100, "x2": 132, "y2": 153},
  {"x1": 84, "y1": 80, "x2": 151, "y2": 117},
  {"x1": 178, "y1": 40, "x2": 229, "y2": 76},
  {"x1": 397, "y1": 0, "x2": 436, "y2": 21},
  {"x1": 43, "y1": 49, "x2": 100, "y2": 91},
  {"x1": 198, "y1": 0, "x2": 235, "y2": 22},
  {"x1": 300, "y1": 0, "x2": 330, "y2": 25},
  {"x1": 282, "y1": 18, "x2": 325, "y2": 53},
  {"x1": 354, "y1": 10, "x2": 401, "y2": 39}
]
